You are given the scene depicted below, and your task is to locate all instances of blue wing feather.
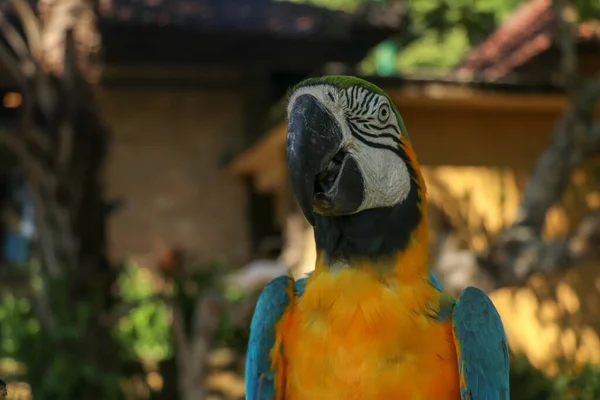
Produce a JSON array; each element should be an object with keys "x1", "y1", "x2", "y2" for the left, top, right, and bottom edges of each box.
[
  {"x1": 428, "y1": 270, "x2": 454, "y2": 322},
  {"x1": 452, "y1": 286, "x2": 510, "y2": 400},
  {"x1": 428, "y1": 269, "x2": 444, "y2": 292},
  {"x1": 245, "y1": 275, "x2": 308, "y2": 400}
]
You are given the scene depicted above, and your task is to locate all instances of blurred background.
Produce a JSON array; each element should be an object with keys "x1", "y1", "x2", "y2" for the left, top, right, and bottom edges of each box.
[{"x1": 0, "y1": 0, "x2": 598, "y2": 398}]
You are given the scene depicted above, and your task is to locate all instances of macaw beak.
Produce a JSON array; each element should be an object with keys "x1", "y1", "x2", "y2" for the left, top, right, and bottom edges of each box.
[
  {"x1": 286, "y1": 94, "x2": 364, "y2": 225},
  {"x1": 286, "y1": 94, "x2": 343, "y2": 225}
]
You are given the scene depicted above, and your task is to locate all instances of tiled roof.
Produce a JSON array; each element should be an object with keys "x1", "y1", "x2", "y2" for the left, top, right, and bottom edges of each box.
[
  {"x1": 456, "y1": 0, "x2": 600, "y2": 81},
  {"x1": 97, "y1": 0, "x2": 401, "y2": 37}
]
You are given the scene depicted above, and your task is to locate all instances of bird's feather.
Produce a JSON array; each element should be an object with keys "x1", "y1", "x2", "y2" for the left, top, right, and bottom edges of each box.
[
  {"x1": 245, "y1": 275, "x2": 307, "y2": 400},
  {"x1": 452, "y1": 286, "x2": 510, "y2": 400}
]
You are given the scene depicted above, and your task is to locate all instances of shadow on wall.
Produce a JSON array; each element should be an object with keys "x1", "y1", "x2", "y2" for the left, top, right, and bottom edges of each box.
[
  {"x1": 491, "y1": 261, "x2": 600, "y2": 375},
  {"x1": 422, "y1": 165, "x2": 572, "y2": 254}
]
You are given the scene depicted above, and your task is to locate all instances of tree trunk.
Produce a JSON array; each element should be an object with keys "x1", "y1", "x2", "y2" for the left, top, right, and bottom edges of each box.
[
  {"x1": 476, "y1": 2, "x2": 600, "y2": 289},
  {"x1": 0, "y1": 1, "x2": 123, "y2": 398}
]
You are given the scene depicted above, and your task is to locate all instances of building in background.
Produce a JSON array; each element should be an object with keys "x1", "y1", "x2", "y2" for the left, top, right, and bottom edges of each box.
[{"x1": 97, "y1": 0, "x2": 402, "y2": 267}]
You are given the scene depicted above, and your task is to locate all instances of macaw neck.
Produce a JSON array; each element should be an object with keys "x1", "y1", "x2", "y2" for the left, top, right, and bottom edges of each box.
[{"x1": 313, "y1": 187, "x2": 427, "y2": 277}]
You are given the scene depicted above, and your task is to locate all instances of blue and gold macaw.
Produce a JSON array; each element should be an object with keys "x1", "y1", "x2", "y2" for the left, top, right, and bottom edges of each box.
[{"x1": 245, "y1": 76, "x2": 510, "y2": 400}]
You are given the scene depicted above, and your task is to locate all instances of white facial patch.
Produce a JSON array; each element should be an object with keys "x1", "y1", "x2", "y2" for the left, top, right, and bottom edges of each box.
[
  {"x1": 287, "y1": 84, "x2": 345, "y2": 121},
  {"x1": 287, "y1": 83, "x2": 412, "y2": 212}
]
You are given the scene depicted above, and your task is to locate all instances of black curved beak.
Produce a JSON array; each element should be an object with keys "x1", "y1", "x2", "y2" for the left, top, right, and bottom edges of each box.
[{"x1": 286, "y1": 94, "x2": 343, "y2": 225}]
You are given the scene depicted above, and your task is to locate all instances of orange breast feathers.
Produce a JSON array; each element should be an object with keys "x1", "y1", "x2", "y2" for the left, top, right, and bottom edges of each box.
[{"x1": 273, "y1": 266, "x2": 461, "y2": 400}]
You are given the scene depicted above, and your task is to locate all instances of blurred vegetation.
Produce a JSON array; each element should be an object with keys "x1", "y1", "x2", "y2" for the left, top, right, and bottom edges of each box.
[
  {"x1": 510, "y1": 356, "x2": 600, "y2": 400},
  {"x1": 286, "y1": 0, "x2": 522, "y2": 73},
  {"x1": 0, "y1": 271, "x2": 123, "y2": 399},
  {"x1": 3, "y1": 271, "x2": 600, "y2": 399},
  {"x1": 0, "y1": 260, "x2": 251, "y2": 399},
  {"x1": 115, "y1": 262, "x2": 172, "y2": 362},
  {"x1": 288, "y1": 0, "x2": 600, "y2": 74},
  {"x1": 281, "y1": 0, "x2": 365, "y2": 12},
  {"x1": 380, "y1": 0, "x2": 522, "y2": 74}
]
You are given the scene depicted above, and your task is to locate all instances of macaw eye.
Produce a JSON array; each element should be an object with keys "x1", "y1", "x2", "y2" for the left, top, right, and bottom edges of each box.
[{"x1": 378, "y1": 103, "x2": 390, "y2": 123}]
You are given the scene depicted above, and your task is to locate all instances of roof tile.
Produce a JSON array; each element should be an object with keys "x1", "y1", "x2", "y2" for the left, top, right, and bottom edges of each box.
[{"x1": 456, "y1": 0, "x2": 599, "y2": 81}]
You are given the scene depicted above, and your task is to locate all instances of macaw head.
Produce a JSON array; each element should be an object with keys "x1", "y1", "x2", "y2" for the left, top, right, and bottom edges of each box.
[{"x1": 286, "y1": 75, "x2": 426, "y2": 263}]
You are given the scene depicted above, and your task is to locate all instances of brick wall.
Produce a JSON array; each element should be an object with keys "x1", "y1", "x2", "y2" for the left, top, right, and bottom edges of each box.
[{"x1": 99, "y1": 88, "x2": 250, "y2": 268}]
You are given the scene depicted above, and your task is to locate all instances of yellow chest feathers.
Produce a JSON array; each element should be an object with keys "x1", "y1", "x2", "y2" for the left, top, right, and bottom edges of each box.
[{"x1": 277, "y1": 269, "x2": 460, "y2": 400}]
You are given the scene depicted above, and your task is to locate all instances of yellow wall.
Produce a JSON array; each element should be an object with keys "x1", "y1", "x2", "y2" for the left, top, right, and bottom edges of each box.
[
  {"x1": 401, "y1": 108, "x2": 554, "y2": 168},
  {"x1": 491, "y1": 263, "x2": 600, "y2": 375},
  {"x1": 423, "y1": 163, "x2": 600, "y2": 373}
]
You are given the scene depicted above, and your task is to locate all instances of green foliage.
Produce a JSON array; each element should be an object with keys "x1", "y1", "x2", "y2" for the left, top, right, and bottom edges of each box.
[
  {"x1": 283, "y1": 0, "x2": 525, "y2": 73},
  {"x1": 395, "y1": 28, "x2": 470, "y2": 72},
  {"x1": 0, "y1": 258, "x2": 252, "y2": 398},
  {"x1": 0, "y1": 261, "x2": 174, "y2": 398},
  {"x1": 389, "y1": 0, "x2": 600, "y2": 74},
  {"x1": 275, "y1": 0, "x2": 366, "y2": 12},
  {"x1": 114, "y1": 261, "x2": 172, "y2": 362},
  {"x1": 571, "y1": 0, "x2": 600, "y2": 22},
  {"x1": 510, "y1": 355, "x2": 600, "y2": 400},
  {"x1": 364, "y1": 0, "x2": 524, "y2": 74},
  {"x1": 284, "y1": 0, "x2": 598, "y2": 74},
  {"x1": 0, "y1": 274, "x2": 123, "y2": 400},
  {"x1": 0, "y1": 294, "x2": 39, "y2": 356},
  {"x1": 111, "y1": 257, "x2": 249, "y2": 364},
  {"x1": 510, "y1": 355, "x2": 555, "y2": 400},
  {"x1": 553, "y1": 363, "x2": 600, "y2": 400}
]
